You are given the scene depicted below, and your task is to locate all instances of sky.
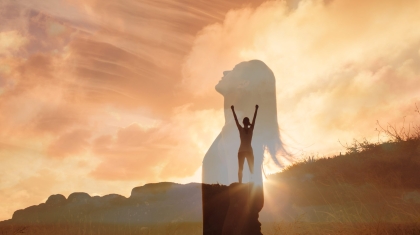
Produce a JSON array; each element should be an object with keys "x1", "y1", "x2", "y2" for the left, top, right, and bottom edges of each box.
[{"x1": 1, "y1": 0, "x2": 420, "y2": 221}]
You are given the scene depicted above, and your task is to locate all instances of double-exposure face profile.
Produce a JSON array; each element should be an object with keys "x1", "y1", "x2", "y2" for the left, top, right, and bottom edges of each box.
[
  {"x1": 216, "y1": 64, "x2": 249, "y2": 95},
  {"x1": 203, "y1": 60, "x2": 288, "y2": 186}
]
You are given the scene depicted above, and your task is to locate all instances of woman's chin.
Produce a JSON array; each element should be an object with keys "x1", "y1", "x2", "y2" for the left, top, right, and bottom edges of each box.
[
  {"x1": 215, "y1": 83, "x2": 224, "y2": 94},
  {"x1": 215, "y1": 82, "x2": 235, "y2": 96}
]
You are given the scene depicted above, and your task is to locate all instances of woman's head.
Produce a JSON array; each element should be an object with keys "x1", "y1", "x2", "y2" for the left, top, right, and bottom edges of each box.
[
  {"x1": 216, "y1": 60, "x2": 274, "y2": 95},
  {"x1": 243, "y1": 117, "x2": 251, "y2": 127},
  {"x1": 218, "y1": 60, "x2": 289, "y2": 167}
]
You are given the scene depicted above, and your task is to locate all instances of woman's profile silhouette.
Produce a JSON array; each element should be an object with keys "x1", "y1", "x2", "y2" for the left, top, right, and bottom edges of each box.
[
  {"x1": 202, "y1": 59, "x2": 289, "y2": 186},
  {"x1": 231, "y1": 104, "x2": 259, "y2": 183}
]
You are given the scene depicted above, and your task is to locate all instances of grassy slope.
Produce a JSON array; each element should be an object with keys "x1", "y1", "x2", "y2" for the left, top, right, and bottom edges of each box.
[
  {"x1": 262, "y1": 138, "x2": 420, "y2": 234},
  {"x1": 275, "y1": 138, "x2": 420, "y2": 189}
]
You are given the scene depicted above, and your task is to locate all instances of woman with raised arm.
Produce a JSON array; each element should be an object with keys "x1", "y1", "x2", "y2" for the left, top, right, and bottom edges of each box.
[
  {"x1": 231, "y1": 104, "x2": 259, "y2": 183},
  {"x1": 202, "y1": 60, "x2": 290, "y2": 186}
]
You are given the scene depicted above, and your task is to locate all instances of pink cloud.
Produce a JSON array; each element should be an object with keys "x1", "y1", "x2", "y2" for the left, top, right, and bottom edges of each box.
[{"x1": 47, "y1": 129, "x2": 91, "y2": 158}]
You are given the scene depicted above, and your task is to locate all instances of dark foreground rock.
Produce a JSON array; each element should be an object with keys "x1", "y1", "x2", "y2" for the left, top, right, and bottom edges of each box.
[{"x1": 202, "y1": 183, "x2": 264, "y2": 235}]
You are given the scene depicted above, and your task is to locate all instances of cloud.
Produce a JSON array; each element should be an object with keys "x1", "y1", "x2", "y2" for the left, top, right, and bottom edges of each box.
[
  {"x1": 47, "y1": 129, "x2": 92, "y2": 158},
  {"x1": 0, "y1": 0, "x2": 273, "y2": 221},
  {"x1": 182, "y1": 0, "x2": 420, "y2": 155},
  {"x1": 0, "y1": 0, "x2": 261, "y2": 175},
  {"x1": 0, "y1": 169, "x2": 59, "y2": 221},
  {"x1": 89, "y1": 106, "x2": 222, "y2": 181},
  {"x1": 9, "y1": 0, "x2": 269, "y2": 112},
  {"x1": 0, "y1": 31, "x2": 28, "y2": 56}
]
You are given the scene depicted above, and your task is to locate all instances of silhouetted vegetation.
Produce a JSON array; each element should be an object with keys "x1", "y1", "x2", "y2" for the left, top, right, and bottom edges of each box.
[
  {"x1": 273, "y1": 104, "x2": 420, "y2": 189},
  {"x1": 263, "y1": 107, "x2": 420, "y2": 234}
]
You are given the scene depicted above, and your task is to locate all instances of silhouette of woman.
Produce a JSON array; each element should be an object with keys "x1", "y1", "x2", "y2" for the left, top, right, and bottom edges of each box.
[
  {"x1": 231, "y1": 104, "x2": 258, "y2": 183},
  {"x1": 202, "y1": 60, "x2": 289, "y2": 186}
]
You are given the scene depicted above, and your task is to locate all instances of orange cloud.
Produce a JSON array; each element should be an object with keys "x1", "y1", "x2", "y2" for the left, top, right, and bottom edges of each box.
[
  {"x1": 47, "y1": 129, "x2": 92, "y2": 158},
  {"x1": 0, "y1": 169, "x2": 59, "y2": 222},
  {"x1": 1, "y1": 0, "x2": 258, "y2": 221},
  {"x1": 0, "y1": 31, "x2": 28, "y2": 56},
  {"x1": 90, "y1": 106, "x2": 222, "y2": 181},
  {"x1": 182, "y1": 0, "x2": 420, "y2": 155}
]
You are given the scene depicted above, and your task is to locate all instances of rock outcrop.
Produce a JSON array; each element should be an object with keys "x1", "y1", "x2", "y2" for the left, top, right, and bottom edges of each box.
[{"x1": 202, "y1": 183, "x2": 264, "y2": 235}]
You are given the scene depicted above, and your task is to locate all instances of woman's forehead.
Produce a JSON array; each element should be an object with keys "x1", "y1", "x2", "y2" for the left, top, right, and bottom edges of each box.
[
  {"x1": 233, "y1": 62, "x2": 248, "y2": 70},
  {"x1": 230, "y1": 63, "x2": 249, "y2": 76}
]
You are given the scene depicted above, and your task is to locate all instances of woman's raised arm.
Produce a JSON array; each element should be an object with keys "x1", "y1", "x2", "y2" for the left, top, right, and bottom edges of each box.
[
  {"x1": 231, "y1": 105, "x2": 241, "y2": 130},
  {"x1": 251, "y1": 104, "x2": 259, "y2": 127}
]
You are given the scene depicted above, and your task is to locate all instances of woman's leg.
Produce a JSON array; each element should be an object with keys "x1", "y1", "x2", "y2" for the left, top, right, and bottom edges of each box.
[
  {"x1": 238, "y1": 152, "x2": 245, "y2": 183},
  {"x1": 246, "y1": 152, "x2": 254, "y2": 175}
]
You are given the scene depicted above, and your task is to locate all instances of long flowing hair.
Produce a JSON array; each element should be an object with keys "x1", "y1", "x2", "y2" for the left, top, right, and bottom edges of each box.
[{"x1": 233, "y1": 60, "x2": 289, "y2": 167}]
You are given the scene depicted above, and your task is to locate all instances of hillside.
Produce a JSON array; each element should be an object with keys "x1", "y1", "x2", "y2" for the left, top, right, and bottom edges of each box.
[
  {"x1": 262, "y1": 137, "x2": 420, "y2": 225},
  {"x1": 271, "y1": 138, "x2": 420, "y2": 189}
]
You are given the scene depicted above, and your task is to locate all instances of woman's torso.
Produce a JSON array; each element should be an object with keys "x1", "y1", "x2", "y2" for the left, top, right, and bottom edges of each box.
[{"x1": 238, "y1": 126, "x2": 253, "y2": 152}]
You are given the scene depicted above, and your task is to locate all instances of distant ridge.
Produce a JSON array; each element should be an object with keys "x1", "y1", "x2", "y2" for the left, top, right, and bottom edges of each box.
[{"x1": 2, "y1": 182, "x2": 202, "y2": 226}]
